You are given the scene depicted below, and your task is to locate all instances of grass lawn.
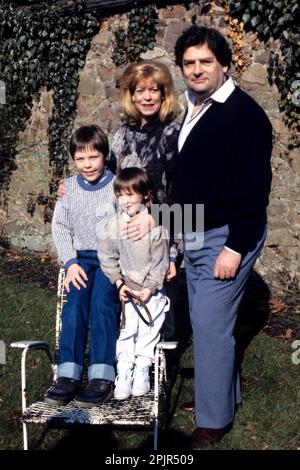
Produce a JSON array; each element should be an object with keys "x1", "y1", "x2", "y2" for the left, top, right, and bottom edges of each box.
[{"x1": 0, "y1": 273, "x2": 299, "y2": 451}]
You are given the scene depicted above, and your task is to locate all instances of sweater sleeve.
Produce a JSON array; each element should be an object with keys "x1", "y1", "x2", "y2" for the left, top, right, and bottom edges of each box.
[
  {"x1": 108, "y1": 126, "x2": 124, "y2": 175},
  {"x1": 98, "y1": 221, "x2": 122, "y2": 285},
  {"x1": 225, "y1": 105, "x2": 272, "y2": 255},
  {"x1": 52, "y1": 200, "x2": 77, "y2": 269},
  {"x1": 163, "y1": 122, "x2": 180, "y2": 199},
  {"x1": 143, "y1": 226, "x2": 170, "y2": 294}
]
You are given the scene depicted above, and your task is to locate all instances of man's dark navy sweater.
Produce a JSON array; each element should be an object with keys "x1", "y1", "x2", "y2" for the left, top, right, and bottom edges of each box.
[{"x1": 171, "y1": 87, "x2": 273, "y2": 255}]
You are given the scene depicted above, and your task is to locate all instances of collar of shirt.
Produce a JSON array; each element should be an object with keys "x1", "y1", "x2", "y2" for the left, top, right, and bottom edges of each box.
[
  {"x1": 178, "y1": 77, "x2": 235, "y2": 153},
  {"x1": 185, "y1": 75, "x2": 235, "y2": 121},
  {"x1": 130, "y1": 117, "x2": 162, "y2": 134},
  {"x1": 82, "y1": 168, "x2": 108, "y2": 186},
  {"x1": 77, "y1": 168, "x2": 114, "y2": 192},
  {"x1": 121, "y1": 205, "x2": 148, "y2": 223}
]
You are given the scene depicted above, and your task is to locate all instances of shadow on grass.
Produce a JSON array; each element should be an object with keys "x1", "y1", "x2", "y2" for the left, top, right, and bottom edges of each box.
[
  {"x1": 234, "y1": 270, "x2": 271, "y2": 368},
  {"x1": 171, "y1": 268, "x2": 271, "y2": 371},
  {"x1": 32, "y1": 422, "x2": 190, "y2": 451},
  {"x1": 164, "y1": 269, "x2": 271, "y2": 427}
]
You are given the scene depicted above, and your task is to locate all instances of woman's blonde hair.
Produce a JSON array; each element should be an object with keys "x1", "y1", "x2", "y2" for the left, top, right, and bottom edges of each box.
[{"x1": 120, "y1": 61, "x2": 176, "y2": 125}]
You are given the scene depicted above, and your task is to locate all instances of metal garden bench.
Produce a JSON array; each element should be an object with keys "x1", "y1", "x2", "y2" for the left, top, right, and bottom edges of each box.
[{"x1": 11, "y1": 268, "x2": 177, "y2": 450}]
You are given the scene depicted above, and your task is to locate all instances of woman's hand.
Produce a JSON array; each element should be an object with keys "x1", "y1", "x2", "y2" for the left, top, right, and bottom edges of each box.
[
  {"x1": 121, "y1": 212, "x2": 154, "y2": 241},
  {"x1": 57, "y1": 180, "x2": 67, "y2": 198},
  {"x1": 166, "y1": 261, "x2": 177, "y2": 282},
  {"x1": 64, "y1": 263, "x2": 88, "y2": 292}
]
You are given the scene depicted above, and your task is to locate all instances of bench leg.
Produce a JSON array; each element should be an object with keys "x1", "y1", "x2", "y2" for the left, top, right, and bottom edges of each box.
[
  {"x1": 23, "y1": 422, "x2": 28, "y2": 450},
  {"x1": 153, "y1": 419, "x2": 158, "y2": 450}
]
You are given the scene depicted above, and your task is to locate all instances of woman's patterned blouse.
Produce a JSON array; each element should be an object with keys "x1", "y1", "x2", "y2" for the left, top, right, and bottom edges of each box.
[{"x1": 109, "y1": 119, "x2": 180, "y2": 204}]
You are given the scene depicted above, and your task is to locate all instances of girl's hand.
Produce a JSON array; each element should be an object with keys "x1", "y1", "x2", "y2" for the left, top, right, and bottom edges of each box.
[
  {"x1": 166, "y1": 261, "x2": 177, "y2": 282},
  {"x1": 57, "y1": 180, "x2": 67, "y2": 198},
  {"x1": 121, "y1": 212, "x2": 154, "y2": 241},
  {"x1": 64, "y1": 263, "x2": 88, "y2": 292},
  {"x1": 137, "y1": 288, "x2": 152, "y2": 303},
  {"x1": 118, "y1": 284, "x2": 133, "y2": 302}
]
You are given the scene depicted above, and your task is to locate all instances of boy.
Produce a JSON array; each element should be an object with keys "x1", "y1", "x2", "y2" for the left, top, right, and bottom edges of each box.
[{"x1": 45, "y1": 125, "x2": 119, "y2": 407}]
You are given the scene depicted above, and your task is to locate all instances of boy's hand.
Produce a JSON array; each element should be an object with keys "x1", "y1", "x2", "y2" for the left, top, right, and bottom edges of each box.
[
  {"x1": 57, "y1": 180, "x2": 67, "y2": 198},
  {"x1": 122, "y1": 212, "x2": 154, "y2": 241},
  {"x1": 64, "y1": 263, "x2": 88, "y2": 292},
  {"x1": 166, "y1": 261, "x2": 176, "y2": 282},
  {"x1": 137, "y1": 288, "x2": 152, "y2": 303}
]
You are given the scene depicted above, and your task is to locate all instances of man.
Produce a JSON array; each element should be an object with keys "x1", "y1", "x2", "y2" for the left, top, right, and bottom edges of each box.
[{"x1": 171, "y1": 26, "x2": 272, "y2": 448}]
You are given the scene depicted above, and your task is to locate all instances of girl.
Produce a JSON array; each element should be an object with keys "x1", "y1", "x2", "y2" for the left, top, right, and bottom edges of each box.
[{"x1": 98, "y1": 167, "x2": 170, "y2": 399}]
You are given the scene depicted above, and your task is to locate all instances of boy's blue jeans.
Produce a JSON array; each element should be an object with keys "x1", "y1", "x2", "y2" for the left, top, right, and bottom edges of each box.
[{"x1": 57, "y1": 251, "x2": 119, "y2": 382}]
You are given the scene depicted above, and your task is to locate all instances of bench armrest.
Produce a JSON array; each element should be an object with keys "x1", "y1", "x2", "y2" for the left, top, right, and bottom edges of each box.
[
  {"x1": 11, "y1": 341, "x2": 54, "y2": 413},
  {"x1": 11, "y1": 340, "x2": 50, "y2": 351},
  {"x1": 157, "y1": 341, "x2": 178, "y2": 350}
]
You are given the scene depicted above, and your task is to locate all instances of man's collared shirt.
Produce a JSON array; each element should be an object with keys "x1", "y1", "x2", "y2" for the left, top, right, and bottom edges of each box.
[{"x1": 178, "y1": 76, "x2": 235, "y2": 153}]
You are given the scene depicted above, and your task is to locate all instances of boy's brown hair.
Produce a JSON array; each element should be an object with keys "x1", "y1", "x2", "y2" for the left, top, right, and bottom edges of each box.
[{"x1": 69, "y1": 125, "x2": 109, "y2": 161}]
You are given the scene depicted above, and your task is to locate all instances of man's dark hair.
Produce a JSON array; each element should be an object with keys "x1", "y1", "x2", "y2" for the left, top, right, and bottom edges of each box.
[
  {"x1": 69, "y1": 125, "x2": 109, "y2": 160},
  {"x1": 175, "y1": 26, "x2": 232, "y2": 70}
]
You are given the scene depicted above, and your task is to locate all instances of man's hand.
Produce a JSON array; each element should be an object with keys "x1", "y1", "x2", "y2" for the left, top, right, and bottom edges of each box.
[
  {"x1": 64, "y1": 263, "x2": 88, "y2": 292},
  {"x1": 166, "y1": 261, "x2": 177, "y2": 282},
  {"x1": 213, "y1": 248, "x2": 241, "y2": 280},
  {"x1": 121, "y1": 212, "x2": 154, "y2": 241},
  {"x1": 57, "y1": 180, "x2": 67, "y2": 198}
]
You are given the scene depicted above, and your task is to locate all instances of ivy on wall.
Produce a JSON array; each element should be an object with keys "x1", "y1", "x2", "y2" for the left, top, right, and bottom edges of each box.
[
  {"x1": 0, "y1": 0, "x2": 99, "y2": 221},
  {"x1": 112, "y1": 3, "x2": 158, "y2": 66},
  {"x1": 225, "y1": 0, "x2": 300, "y2": 134}
]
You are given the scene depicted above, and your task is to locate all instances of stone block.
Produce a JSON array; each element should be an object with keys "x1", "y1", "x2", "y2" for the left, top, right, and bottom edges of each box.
[
  {"x1": 162, "y1": 5, "x2": 186, "y2": 19},
  {"x1": 290, "y1": 149, "x2": 300, "y2": 173},
  {"x1": 266, "y1": 228, "x2": 297, "y2": 247},
  {"x1": 240, "y1": 64, "x2": 268, "y2": 90},
  {"x1": 140, "y1": 47, "x2": 172, "y2": 63},
  {"x1": 78, "y1": 70, "x2": 101, "y2": 95},
  {"x1": 164, "y1": 20, "x2": 188, "y2": 53}
]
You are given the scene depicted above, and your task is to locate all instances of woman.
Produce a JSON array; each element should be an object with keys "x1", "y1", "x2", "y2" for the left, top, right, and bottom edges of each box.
[
  {"x1": 109, "y1": 61, "x2": 180, "y2": 208},
  {"x1": 110, "y1": 62, "x2": 181, "y2": 339},
  {"x1": 58, "y1": 61, "x2": 181, "y2": 338}
]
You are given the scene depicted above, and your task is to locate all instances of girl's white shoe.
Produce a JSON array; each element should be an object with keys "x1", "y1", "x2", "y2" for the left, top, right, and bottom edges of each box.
[
  {"x1": 131, "y1": 366, "x2": 150, "y2": 397},
  {"x1": 114, "y1": 364, "x2": 134, "y2": 400}
]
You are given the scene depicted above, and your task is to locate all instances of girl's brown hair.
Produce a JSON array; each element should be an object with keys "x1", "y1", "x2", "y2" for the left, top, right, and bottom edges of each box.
[
  {"x1": 113, "y1": 167, "x2": 153, "y2": 210},
  {"x1": 120, "y1": 61, "x2": 176, "y2": 125}
]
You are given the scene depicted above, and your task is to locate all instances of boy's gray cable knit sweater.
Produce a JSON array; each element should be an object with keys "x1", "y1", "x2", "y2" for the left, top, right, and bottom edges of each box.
[{"x1": 52, "y1": 170, "x2": 116, "y2": 269}]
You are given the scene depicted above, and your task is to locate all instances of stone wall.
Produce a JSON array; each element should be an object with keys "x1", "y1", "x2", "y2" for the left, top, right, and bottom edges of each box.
[{"x1": 1, "y1": 3, "x2": 299, "y2": 292}]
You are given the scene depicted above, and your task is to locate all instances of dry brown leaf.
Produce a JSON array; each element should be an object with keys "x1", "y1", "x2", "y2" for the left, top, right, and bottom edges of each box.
[
  {"x1": 278, "y1": 328, "x2": 293, "y2": 340},
  {"x1": 269, "y1": 299, "x2": 286, "y2": 314},
  {"x1": 245, "y1": 422, "x2": 254, "y2": 432}
]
